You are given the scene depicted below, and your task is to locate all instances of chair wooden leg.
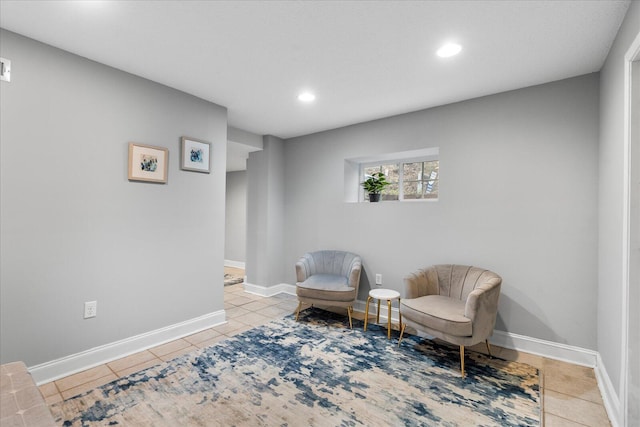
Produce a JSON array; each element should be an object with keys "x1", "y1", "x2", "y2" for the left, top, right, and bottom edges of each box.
[
  {"x1": 460, "y1": 345, "x2": 465, "y2": 377},
  {"x1": 347, "y1": 306, "x2": 353, "y2": 329},
  {"x1": 398, "y1": 323, "x2": 407, "y2": 347},
  {"x1": 485, "y1": 340, "x2": 492, "y2": 356},
  {"x1": 295, "y1": 301, "x2": 302, "y2": 321}
]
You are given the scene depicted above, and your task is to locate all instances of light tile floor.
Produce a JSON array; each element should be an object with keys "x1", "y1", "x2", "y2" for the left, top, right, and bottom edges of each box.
[{"x1": 39, "y1": 274, "x2": 611, "y2": 426}]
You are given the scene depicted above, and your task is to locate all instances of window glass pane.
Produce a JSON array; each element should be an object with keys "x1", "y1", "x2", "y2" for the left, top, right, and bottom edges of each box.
[
  {"x1": 403, "y1": 162, "x2": 422, "y2": 181},
  {"x1": 382, "y1": 183, "x2": 399, "y2": 200},
  {"x1": 381, "y1": 164, "x2": 399, "y2": 200},
  {"x1": 363, "y1": 165, "x2": 381, "y2": 178},
  {"x1": 403, "y1": 181, "x2": 420, "y2": 199},
  {"x1": 363, "y1": 164, "x2": 398, "y2": 183},
  {"x1": 424, "y1": 180, "x2": 438, "y2": 198},
  {"x1": 380, "y1": 164, "x2": 399, "y2": 184},
  {"x1": 424, "y1": 160, "x2": 439, "y2": 178},
  {"x1": 423, "y1": 161, "x2": 439, "y2": 199},
  {"x1": 401, "y1": 161, "x2": 438, "y2": 199}
]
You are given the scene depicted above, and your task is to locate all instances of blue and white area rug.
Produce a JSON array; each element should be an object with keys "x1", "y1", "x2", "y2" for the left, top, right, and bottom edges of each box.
[{"x1": 50, "y1": 309, "x2": 540, "y2": 426}]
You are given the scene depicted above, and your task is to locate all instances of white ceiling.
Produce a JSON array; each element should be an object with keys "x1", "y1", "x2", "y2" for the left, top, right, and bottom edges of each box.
[{"x1": 0, "y1": 1, "x2": 631, "y2": 143}]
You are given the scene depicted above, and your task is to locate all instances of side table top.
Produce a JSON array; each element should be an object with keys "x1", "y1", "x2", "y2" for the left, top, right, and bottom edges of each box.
[{"x1": 369, "y1": 288, "x2": 400, "y2": 300}]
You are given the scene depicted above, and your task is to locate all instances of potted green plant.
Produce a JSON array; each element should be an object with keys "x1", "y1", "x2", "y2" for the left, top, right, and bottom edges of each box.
[{"x1": 361, "y1": 172, "x2": 390, "y2": 202}]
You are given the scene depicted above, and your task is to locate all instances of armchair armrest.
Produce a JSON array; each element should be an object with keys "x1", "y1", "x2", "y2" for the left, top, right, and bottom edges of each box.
[
  {"x1": 347, "y1": 258, "x2": 362, "y2": 289},
  {"x1": 464, "y1": 278, "x2": 502, "y2": 339},
  {"x1": 295, "y1": 257, "x2": 311, "y2": 283}
]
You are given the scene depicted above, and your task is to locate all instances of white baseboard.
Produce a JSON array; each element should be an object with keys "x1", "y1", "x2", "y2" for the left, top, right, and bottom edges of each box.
[
  {"x1": 490, "y1": 330, "x2": 598, "y2": 367},
  {"x1": 29, "y1": 310, "x2": 226, "y2": 385},
  {"x1": 243, "y1": 282, "x2": 296, "y2": 297},
  {"x1": 224, "y1": 260, "x2": 245, "y2": 269},
  {"x1": 354, "y1": 299, "x2": 401, "y2": 322},
  {"x1": 595, "y1": 352, "x2": 622, "y2": 427}
]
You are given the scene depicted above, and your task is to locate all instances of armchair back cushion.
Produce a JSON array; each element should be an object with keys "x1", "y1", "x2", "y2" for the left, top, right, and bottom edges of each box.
[
  {"x1": 295, "y1": 250, "x2": 362, "y2": 303},
  {"x1": 405, "y1": 264, "x2": 501, "y2": 302},
  {"x1": 296, "y1": 251, "x2": 361, "y2": 288}
]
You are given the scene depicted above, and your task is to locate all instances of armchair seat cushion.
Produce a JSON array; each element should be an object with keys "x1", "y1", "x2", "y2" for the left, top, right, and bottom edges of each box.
[
  {"x1": 402, "y1": 295, "x2": 472, "y2": 337},
  {"x1": 297, "y1": 274, "x2": 355, "y2": 302}
]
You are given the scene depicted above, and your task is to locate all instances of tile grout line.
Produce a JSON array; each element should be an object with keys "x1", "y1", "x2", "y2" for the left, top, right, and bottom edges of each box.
[
  {"x1": 544, "y1": 387, "x2": 609, "y2": 406},
  {"x1": 106, "y1": 363, "x2": 119, "y2": 379},
  {"x1": 543, "y1": 412, "x2": 592, "y2": 427}
]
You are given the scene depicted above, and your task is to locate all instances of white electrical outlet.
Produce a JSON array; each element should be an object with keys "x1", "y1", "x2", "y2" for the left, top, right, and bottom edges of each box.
[
  {"x1": 375, "y1": 274, "x2": 382, "y2": 285},
  {"x1": 0, "y1": 58, "x2": 11, "y2": 82},
  {"x1": 84, "y1": 301, "x2": 97, "y2": 319}
]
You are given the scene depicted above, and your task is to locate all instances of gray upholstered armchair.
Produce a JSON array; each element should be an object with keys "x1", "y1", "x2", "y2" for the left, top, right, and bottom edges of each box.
[
  {"x1": 295, "y1": 250, "x2": 362, "y2": 328},
  {"x1": 399, "y1": 264, "x2": 502, "y2": 376}
]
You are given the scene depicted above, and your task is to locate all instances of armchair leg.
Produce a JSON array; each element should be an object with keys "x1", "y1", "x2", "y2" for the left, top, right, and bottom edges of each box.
[
  {"x1": 485, "y1": 340, "x2": 492, "y2": 357},
  {"x1": 398, "y1": 323, "x2": 407, "y2": 347},
  {"x1": 295, "y1": 301, "x2": 302, "y2": 321},
  {"x1": 460, "y1": 345, "x2": 465, "y2": 377},
  {"x1": 347, "y1": 306, "x2": 353, "y2": 329}
]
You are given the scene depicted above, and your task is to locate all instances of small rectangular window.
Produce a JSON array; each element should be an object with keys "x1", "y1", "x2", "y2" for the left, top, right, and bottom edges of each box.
[
  {"x1": 344, "y1": 147, "x2": 438, "y2": 204},
  {"x1": 360, "y1": 158, "x2": 438, "y2": 202}
]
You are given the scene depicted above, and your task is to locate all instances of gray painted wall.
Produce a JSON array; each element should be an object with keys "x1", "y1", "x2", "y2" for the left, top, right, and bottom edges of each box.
[
  {"x1": 225, "y1": 171, "x2": 247, "y2": 263},
  {"x1": 598, "y1": 0, "x2": 640, "y2": 414},
  {"x1": 630, "y1": 60, "x2": 640, "y2": 427},
  {"x1": 228, "y1": 127, "x2": 263, "y2": 150},
  {"x1": 246, "y1": 136, "x2": 285, "y2": 287},
  {"x1": 283, "y1": 74, "x2": 600, "y2": 349},
  {"x1": 0, "y1": 30, "x2": 228, "y2": 366}
]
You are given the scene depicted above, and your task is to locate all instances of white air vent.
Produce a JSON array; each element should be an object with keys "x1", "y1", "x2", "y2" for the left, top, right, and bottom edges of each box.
[{"x1": 0, "y1": 58, "x2": 11, "y2": 82}]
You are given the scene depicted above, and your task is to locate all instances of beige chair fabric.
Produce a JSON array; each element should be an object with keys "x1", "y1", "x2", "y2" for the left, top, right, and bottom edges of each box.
[
  {"x1": 399, "y1": 264, "x2": 502, "y2": 376},
  {"x1": 295, "y1": 250, "x2": 362, "y2": 328}
]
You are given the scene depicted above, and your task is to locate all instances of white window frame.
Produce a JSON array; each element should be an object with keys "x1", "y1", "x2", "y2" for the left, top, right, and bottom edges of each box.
[{"x1": 344, "y1": 147, "x2": 439, "y2": 203}]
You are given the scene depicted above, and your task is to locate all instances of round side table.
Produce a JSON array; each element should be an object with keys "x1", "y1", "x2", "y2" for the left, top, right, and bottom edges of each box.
[{"x1": 364, "y1": 288, "x2": 401, "y2": 339}]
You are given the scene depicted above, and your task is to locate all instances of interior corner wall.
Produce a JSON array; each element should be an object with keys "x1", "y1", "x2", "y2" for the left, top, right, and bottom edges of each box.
[
  {"x1": 283, "y1": 74, "x2": 600, "y2": 350},
  {"x1": 225, "y1": 171, "x2": 247, "y2": 264},
  {"x1": 0, "y1": 30, "x2": 228, "y2": 367},
  {"x1": 598, "y1": 0, "x2": 640, "y2": 412},
  {"x1": 245, "y1": 135, "x2": 285, "y2": 288}
]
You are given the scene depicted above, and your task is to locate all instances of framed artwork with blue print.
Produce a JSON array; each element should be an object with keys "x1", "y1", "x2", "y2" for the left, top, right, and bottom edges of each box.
[
  {"x1": 128, "y1": 142, "x2": 169, "y2": 183},
  {"x1": 180, "y1": 137, "x2": 211, "y2": 173}
]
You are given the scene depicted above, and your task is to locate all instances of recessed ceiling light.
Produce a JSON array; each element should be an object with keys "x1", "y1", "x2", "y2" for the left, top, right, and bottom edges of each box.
[
  {"x1": 436, "y1": 43, "x2": 462, "y2": 58},
  {"x1": 298, "y1": 92, "x2": 316, "y2": 102}
]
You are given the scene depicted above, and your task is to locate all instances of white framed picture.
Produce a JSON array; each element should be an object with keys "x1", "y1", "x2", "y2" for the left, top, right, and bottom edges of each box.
[{"x1": 180, "y1": 137, "x2": 211, "y2": 173}]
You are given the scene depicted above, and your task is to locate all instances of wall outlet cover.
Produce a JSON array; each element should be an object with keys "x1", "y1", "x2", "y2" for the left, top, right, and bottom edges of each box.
[
  {"x1": 84, "y1": 301, "x2": 97, "y2": 319},
  {"x1": 0, "y1": 58, "x2": 11, "y2": 82}
]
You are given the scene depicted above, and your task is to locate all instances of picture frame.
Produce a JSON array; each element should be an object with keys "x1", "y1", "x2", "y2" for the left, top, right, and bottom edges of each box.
[
  {"x1": 128, "y1": 143, "x2": 169, "y2": 183},
  {"x1": 180, "y1": 137, "x2": 211, "y2": 173}
]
